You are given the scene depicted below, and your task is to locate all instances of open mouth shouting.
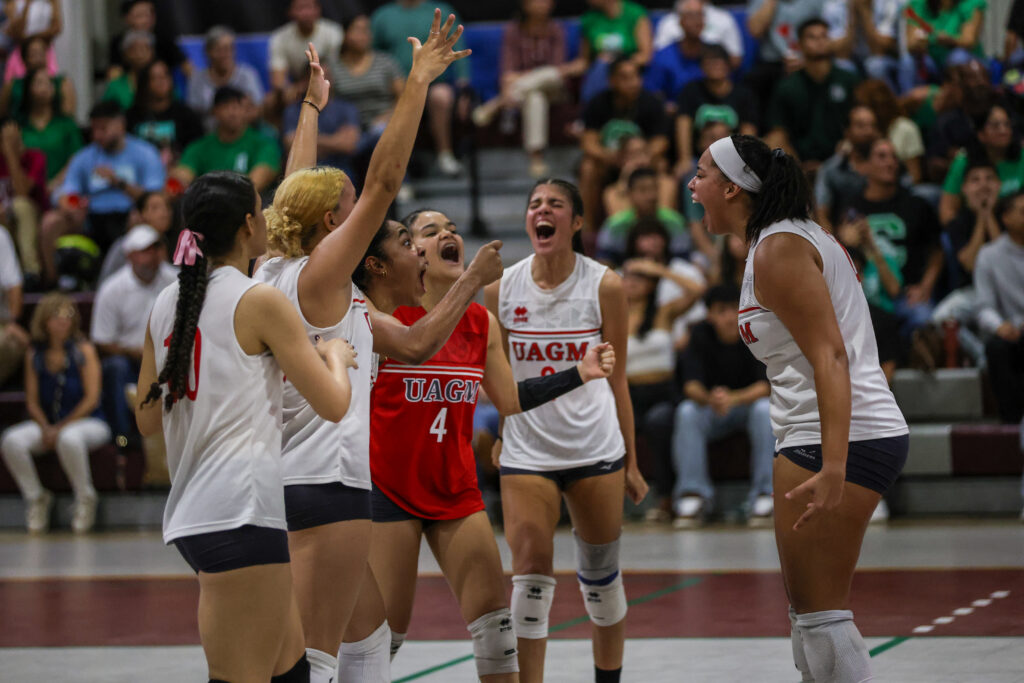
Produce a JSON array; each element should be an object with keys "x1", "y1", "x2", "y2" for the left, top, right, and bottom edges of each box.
[
  {"x1": 534, "y1": 220, "x2": 556, "y2": 243},
  {"x1": 440, "y1": 239, "x2": 461, "y2": 265}
]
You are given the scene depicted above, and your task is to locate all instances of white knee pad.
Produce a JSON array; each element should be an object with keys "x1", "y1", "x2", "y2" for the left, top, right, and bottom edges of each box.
[
  {"x1": 790, "y1": 606, "x2": 815, "y2": 682},
  {"x1": 796, "y1": 610, "x2": 873, "y2": 683},
  {"x1": 467, "y1": 608, "x2": 519, "y2": 677},
  {"x1": 573, "y1": 530, "x2": 627, "y2": 627},
  {"x1": 511, "y1": 574, "x2": 556, "y2": 639},
  {"x1": 338, "y1": 620, "x2": 391, "y2": 683}
]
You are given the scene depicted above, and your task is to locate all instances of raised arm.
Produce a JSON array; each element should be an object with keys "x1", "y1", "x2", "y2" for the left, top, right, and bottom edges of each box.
[
  {"x1": 299, "y1": 11, "x2": 471, "y2": 302},
  {"x1": 754, "y1": 233, "x2": 850, "y2": 530},
  {"x1": 370, "y1": 240, "x2": 503, "y2": 364},
  {"x1": 284, "y1": 43, "x2": 330, "y2": 176}
]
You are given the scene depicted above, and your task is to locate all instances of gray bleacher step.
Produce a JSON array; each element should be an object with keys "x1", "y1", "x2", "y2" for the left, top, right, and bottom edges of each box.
[
  {"x1": 892, "y1": 368, "x2": 984, "y2": 421},
  {"x1": 905, "y1": 424, "x2": 953, "y2": 476}
]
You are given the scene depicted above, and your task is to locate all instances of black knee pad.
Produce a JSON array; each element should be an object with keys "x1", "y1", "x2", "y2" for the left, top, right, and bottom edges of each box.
[{"x1": 271, "y1": 653, "x2": 311, "y2": 683}]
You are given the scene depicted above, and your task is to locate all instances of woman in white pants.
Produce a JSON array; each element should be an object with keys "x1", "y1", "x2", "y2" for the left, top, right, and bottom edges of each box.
[
  {"x1": 472, "y1": 0, "x2": 576, "y2": 178},
  {"x1": 1, "y1": 292, "x2": 109, "y2": 533}
]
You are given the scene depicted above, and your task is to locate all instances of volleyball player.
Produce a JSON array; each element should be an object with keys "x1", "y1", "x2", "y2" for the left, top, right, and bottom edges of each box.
[
  {"x1": 253, "y1": 20, "x2": 500, "y2": 683},
  {"x1": 483, "y1": 180, "x2": 649, "y2": 683},
  {"x1": 688, "y1": 134, "x2": 909, "y2": 682},
  {"x1": 136, "y1": 172, "x2": 356, "y2": 683},
  {"x1": 354, "y1": 209, "x2": 614, "y2": 681}
]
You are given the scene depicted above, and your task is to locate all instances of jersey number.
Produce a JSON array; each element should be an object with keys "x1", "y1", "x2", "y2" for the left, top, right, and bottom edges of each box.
[
  {"x1": 163, "y1": 328, "x2": 202, "y2": 401},
  {"x1": 429, "y1": 407, "x2": 448, "y2": 443}
]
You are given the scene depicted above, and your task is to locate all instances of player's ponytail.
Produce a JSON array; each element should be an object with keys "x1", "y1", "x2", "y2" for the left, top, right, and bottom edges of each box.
[
  {"x1": 142, "y1": 172, "x2": 257, "y2": 411},
  {"x1": 730, "y1": 135, "x2": 811, "y2": 244}
]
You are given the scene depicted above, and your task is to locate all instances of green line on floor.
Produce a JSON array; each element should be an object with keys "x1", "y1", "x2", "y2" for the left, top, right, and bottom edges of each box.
[
  {"x1": 869, "y1": 635, "x2": 910, "y2": 657},
  {"x1": 393, "y1": 575, "x2": 706, "y2": 682}
]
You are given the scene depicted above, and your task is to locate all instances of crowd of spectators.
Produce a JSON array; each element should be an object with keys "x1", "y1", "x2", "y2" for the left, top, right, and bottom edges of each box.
[{"x1": 0, "y1": 0, "x2": 1021, "y2": 531}]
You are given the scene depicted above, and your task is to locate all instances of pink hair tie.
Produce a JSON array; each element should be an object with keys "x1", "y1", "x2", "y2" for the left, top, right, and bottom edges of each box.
[{"x1": 173, "y1": 229, "x2": 205, "y2": 266}]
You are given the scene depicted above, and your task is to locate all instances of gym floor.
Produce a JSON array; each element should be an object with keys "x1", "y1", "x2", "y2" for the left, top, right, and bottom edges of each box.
[{"x1": 2, "y1": 520, "x2": 1022, "y2": 682}]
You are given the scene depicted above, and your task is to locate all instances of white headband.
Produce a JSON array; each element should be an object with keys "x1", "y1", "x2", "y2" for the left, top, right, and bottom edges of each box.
[{"x1": 709, "y1": 137, "x2": 762, "y2": 193}]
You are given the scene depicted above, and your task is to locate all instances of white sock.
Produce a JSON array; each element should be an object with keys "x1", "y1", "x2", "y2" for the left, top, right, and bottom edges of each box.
[
  {"x1": 389, "y1": 630, "x2": 406, "y2": 662},
  {"x1": 306, "y1": 648, "x2": 337, "y2": 683},
  {"x1": 338, "y1": 620, "x2": 390, "y2": 683},
  {"x1": 790, "y1": 606, "x2": 815, "y2": 682},
  {"x1": 796, "y1": 610, "x2": 873, "y2": 683}
]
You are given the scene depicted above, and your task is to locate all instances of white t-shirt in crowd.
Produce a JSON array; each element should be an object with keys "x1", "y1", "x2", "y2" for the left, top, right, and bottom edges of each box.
[
  {"x1": 91, "y1": 262, "x2": 178, "y2": 349},
  {"x1": 653, "y1": 5, "x2": 745, "y2": 59},
  {"x1": 269, "y1": 19, "x2": 344, "y2": 82},
  {"x1": 0, "y1": 225, "x2": 22, "y2": 323}
]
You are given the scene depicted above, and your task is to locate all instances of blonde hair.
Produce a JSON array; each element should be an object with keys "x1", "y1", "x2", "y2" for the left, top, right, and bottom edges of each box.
[
  {"x1": 264, "y1": 166, "x2": 348, "y2": 257},
  {"x1": 29, "y1": 292, "x2": 82, "y2": 345}
]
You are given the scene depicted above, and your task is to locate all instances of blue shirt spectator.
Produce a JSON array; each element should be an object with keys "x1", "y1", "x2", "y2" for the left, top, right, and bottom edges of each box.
[
  {"x1": 283, "y1": 94, "x2": 361, "y2": 174},
  {"x1": 644, "y1": 40, "x2": 708, "y2": 103},
  {"x1": 58, "y1": 131, "x2": 164, "y2": 215}
]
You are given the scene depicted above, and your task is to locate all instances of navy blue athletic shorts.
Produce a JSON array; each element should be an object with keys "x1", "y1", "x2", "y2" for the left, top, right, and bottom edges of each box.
[
  {"x1": 371, "y1": 486, "x2": 437, "y2": 528},
  {"x1": 284, "y1": 482, "x2": 372, "y2": 531},
  {"x1": 500, "y1": 456, "x2": 625, "y2": 491},
  {"x1": 173, "y1": 524, "x2": 289, "y2": 574},
  {"x1": 776, "y1": 434, "x2": 909, "y2": 494}
]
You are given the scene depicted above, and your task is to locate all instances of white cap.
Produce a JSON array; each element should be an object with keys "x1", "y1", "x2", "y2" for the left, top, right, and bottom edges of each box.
[{"x1": 122, "y1": 224, "x2": 162, "y2": 254}]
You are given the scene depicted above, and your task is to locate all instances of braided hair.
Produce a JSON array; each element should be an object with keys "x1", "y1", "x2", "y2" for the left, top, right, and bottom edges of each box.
[
  {"x1": 142, "y1": 171, "x2": 257, "y2": 411},
  {"x1": 729, "y1": 135, "x2": 812, "y2": 244}
]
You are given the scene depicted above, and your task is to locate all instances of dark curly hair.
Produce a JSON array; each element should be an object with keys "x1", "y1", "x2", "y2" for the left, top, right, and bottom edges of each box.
[
  {"x1": 142, "y1": 172, "x2": 257, "y2": 411},
  {"x1": 728, "y1": 135, "x2": 812, "y2": 244}
]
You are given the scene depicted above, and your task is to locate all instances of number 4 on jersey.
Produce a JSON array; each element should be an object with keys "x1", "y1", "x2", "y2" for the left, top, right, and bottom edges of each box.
[{"x1": 429, "y1": 407, "x2": 448, "y2": 443}]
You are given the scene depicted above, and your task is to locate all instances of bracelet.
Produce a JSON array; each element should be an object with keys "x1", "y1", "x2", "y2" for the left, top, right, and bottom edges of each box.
[{"x1": 302, "y1": 99, "x2": 321, "y2": 114}]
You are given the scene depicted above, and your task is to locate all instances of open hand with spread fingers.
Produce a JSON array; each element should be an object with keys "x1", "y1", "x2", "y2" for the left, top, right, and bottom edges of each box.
[{"x1": 408, "y1": 8, "x2": 472, "y2": 84}]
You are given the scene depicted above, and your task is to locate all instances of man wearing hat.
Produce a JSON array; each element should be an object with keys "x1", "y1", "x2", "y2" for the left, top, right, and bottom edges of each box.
[{"x1": 90, "y1": 224, "x2": 176, "y2": 454}]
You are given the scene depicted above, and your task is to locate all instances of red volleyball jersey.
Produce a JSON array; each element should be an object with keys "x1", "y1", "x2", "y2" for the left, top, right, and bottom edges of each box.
[{"x1": 370, "y1": 302, "x2": 489, "y2": 519}]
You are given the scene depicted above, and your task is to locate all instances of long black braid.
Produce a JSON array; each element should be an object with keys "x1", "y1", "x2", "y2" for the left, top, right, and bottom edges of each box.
[{"x1": 142, "y1": 171, "x2": 258, "y2": 411}]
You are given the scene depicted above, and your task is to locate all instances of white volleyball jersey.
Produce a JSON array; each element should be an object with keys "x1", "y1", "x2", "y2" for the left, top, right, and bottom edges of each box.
[
  {"x1": 150, "y1": 266, "x2": 286, "y2": 544},
  {"x1": 498, "y1": 254, "x2": 625, "y2": 470},
  {"x1": 739, "y1": 219, "x2": 908, "y2": 450},
  {"x1": 255, "y1": 257, "x2": 373, "y2": 489}
]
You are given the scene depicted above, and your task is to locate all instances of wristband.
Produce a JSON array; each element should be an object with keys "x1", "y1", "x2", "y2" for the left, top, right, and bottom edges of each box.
[
  {"x1": 302, "y1": 99, "x2": 322, "y2": 114},
  {"x1": 517, "y1": 366, "x2": 584, "y2": 412}
]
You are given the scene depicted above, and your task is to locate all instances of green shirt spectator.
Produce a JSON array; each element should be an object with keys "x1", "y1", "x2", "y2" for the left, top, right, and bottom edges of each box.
[
  {"x1": 371, "y1": 0, "x2": 470, "y2": 82},
  {"x1": 943, "y1": 150, "x2": 1024, "y2": 198},
  {"x1": 768, "y1": 65, "x2": 860, "y2": 163},
  {"x1": 20, "y1": 114, "x2": 83, "y2": 181},
  {"x1": 581, "y1": 0, "x2": 648, "y2": 58},
  {"x1": 907, "y1": 0, "x2": 986, "y2": 66},
  {"x1": 102, "y1": 74, "x2": 136, "y2": 111},
  {"x1": 179, "y1": 127, "x2": 281, "y2": 178}
]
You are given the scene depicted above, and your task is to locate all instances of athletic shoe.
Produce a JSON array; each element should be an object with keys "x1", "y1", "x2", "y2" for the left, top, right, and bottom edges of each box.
[
  {"x1": 26, "y1": 490, "x2": 53, "y2": 534},
  {"x1": 747, "y1": 494, "x2": 774, "y2": 527},
  {"x1": 438, "y1": 152, "x2": 462, "y2": 177},
  {"x1": 672, "y1": 496, "x2": 706, "y2": 529},
  {"x1": 870, "y1": 499, "x2": 890, "y2": 524},
  {"x1": 71, "y1": 495, "x2": 98, "y2": 534}
]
